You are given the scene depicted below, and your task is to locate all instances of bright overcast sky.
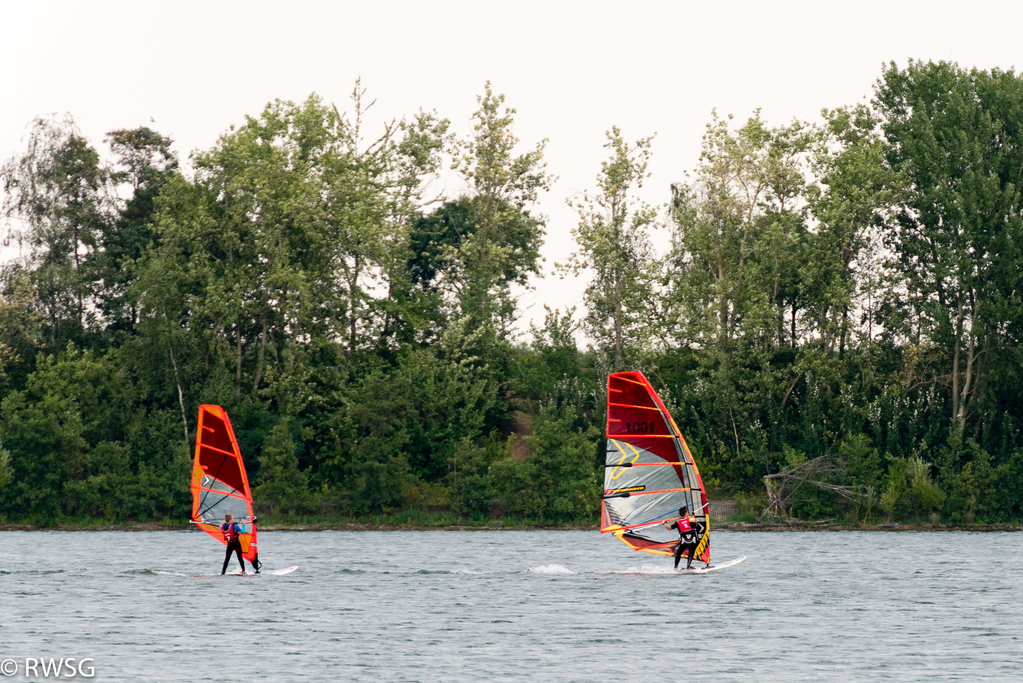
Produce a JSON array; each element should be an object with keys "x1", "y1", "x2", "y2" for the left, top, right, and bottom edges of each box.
[{"x1": 2, "y1": 0, "x2": 1020, "y2": 341}]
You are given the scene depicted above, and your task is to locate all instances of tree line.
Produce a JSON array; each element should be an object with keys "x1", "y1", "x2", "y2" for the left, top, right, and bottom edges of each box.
[{"x1": 2, "y1": 61, "x2": 1023, "y2": 526}]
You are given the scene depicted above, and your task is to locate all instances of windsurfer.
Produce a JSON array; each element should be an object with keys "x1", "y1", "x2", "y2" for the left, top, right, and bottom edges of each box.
[
  {"x1": 662, "y1": 506, "x2": 706, "y2": 570},
  {"x1": 221, "y1": 513, "x2": 247, "y2": 575}
]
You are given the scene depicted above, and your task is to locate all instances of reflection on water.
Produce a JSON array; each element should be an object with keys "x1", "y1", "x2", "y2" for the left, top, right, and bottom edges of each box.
[{"x1": 1, "y1": 529, "x2": 1021, "y2": 681}]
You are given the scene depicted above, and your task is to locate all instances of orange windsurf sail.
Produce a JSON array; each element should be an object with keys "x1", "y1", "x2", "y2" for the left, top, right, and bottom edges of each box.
[
  {"x1": 600, "y1": 371, "x2": 709, "y2": 562},
  {"x1": 190, "y1": 405, "x2": 258, "y2": 562}
]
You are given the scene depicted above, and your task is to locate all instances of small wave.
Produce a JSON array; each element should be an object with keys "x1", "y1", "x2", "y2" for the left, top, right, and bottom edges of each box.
[
  {"x1": 147, "y1": 569, "x2": 191, "y2": 577},
  {"x1": 528, "y1": 564, "x2": 576, "y2": 575},
  {"x1": 134, "y1": 569, "x2": 231, "y2": 578},
  {"x1": 412, "y1": 568, "x2": 493, "y2": 575}
]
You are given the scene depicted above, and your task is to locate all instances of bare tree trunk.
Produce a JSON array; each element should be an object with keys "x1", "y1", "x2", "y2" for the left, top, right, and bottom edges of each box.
[
  {"x1": 253, "y1": 314, "x2": 269, "y2": 389},
  {"x1": 839, "y1": 305, "x2": 848, "y2": 357},
  {"x1": 613, "y1": 274, "x2": 623, "y2": 372},
  {"x1": 957, "y1": 292, "x2": 977, "y2": 430},
  {"x1": 165, "y1": 314, "x2": 189, "y2": 449},
  {"x1": 350, "y1": 254, "x2": 360, "y2": 352},
  {"x1": 951, "y1": 296, "x2": 963, "y2": 425},
  {"x1": 380, "y1": 279, "x2": 394, "y2": 346},
  {"x1": 765, "y1": 478, "x2": 781, "y2": 516},
  {"x1": 235, "y1": 324, "x2": 243, "y2": 389},
  {"x1": 791, "y1": 301, "x2": 797, "y2": 347},
  {"x1": 958, "y1": 329, "x2": 975, "y2": 430},
  {"x1": 780, "y1": 371, "x2": 803, "y2": 412},
  {"x1": 729, "y1": 407, "x2": 740, "y2": 457},
  {"x1": 971, "y1": 333, "x2": 989, "y2": 442}
]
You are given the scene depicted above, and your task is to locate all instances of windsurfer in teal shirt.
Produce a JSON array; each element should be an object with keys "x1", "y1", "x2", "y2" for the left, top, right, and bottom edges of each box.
[{"x1": 220, "y1": 513, "x2": 255, "y2": 574}]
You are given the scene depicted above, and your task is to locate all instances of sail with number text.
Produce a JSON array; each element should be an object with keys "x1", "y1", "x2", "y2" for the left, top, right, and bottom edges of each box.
[
  {"x1": 190, "y1": 405, "x2": 258, "y2": 562},
  {"x1": 600, "y1": 371, "x2": 709, "y2": 562}
]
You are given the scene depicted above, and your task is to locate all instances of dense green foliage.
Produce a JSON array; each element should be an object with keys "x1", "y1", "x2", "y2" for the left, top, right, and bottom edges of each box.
[{"x1": 3, "y1": 63, "x2": 1023, "y2": 526}]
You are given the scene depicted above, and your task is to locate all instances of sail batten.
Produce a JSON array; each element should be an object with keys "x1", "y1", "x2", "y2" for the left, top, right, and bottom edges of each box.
[
  {"x1": 601, "y1": 371, "x2": 710, "y2": 561},
  {"x1": 608, "y1": 402, "x2": 662, "y2": 411},
  {"x1": 190, "y1": 405, "x2": 258, "y2": 563}
]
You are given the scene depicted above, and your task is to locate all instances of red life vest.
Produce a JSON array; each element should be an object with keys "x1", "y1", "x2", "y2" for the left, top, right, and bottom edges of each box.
[
  {"x1": 676, "y1": 516, "x2": 693, "y2": 536},
  {"x1": 221, "y1": 522, "x2": 237, "y2": 543}
]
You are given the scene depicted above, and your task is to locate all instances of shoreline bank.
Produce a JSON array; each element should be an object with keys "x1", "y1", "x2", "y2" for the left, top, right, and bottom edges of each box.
[{"x1": 2, "y1": 521, "x2": 1021, "y2": 532}]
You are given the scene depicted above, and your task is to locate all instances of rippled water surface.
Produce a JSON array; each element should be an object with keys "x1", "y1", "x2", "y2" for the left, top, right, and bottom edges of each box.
[{"x1": 1, "y1": 530, "x2": 1021, "y2": 681}]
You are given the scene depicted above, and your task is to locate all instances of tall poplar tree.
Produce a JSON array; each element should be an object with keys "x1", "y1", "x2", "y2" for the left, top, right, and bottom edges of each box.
[
  {"x1": 563, "y1": 126, "x2": 658, "y2": 372},
  {"x1": 449, "y1": 82, "x2": 551, "y2": 345}
]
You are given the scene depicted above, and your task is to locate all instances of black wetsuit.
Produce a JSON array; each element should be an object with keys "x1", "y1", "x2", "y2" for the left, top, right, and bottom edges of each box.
[
  {"x1": 669, "y1": 517, "x2": 705, "y2": 569},
  {"x1": 221, "y1": 522, "x2": 246, "y2": 574}
]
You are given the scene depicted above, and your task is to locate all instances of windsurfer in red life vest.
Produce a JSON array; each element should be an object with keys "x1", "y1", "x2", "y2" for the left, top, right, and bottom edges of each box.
[
  {"x1": 662, "y1": 506, "x2": 705, "y2": 570},
  {"x1": 221, "y1": 513, "x2": 248, "y2": 575}
]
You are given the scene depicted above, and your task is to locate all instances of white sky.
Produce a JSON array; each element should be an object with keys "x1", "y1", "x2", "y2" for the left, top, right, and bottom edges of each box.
[{"x1": 2, "y1": 0, "x2": 1020, "y2": 342}]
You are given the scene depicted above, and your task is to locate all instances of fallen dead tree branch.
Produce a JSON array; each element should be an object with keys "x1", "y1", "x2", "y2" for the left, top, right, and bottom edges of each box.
[{"x1": 763, "y1": 452, "x2": 873, "y2": 517}]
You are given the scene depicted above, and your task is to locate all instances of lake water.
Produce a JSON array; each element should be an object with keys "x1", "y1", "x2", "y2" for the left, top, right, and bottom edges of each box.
[{"x1": 1, "y1": 529, "x2": 1021, "y2": 681}]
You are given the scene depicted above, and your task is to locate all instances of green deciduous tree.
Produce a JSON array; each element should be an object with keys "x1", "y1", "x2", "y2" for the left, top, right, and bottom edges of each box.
[
  {"x1": 517, "y1": 305, "x2": 592, "y2": 407},
  {"x1": 254, "y1": 417, "x2": 309, "y2": 515},
  {"x1": 664, "y1": 112, "x2": 811, "y2": 483},
  {"x1": 806, "y1": 104, "x2": 904, "y2": 353},
  {"x1": 563, "y1": 127, "x2": 658, "y2": 373},
  {"x1": 1, "y1": 114, "x2": 113, "y2": 346},
  {"x1": 449, "y1": 82, "x2": 550, "y2": 348},
  {"x1": 0, "y1": 266, "x2": 43, "y2": 389},
  {"x1": 94, "y1": 127, "x2": 178, "y2": 335},
  {"x1": 876, "y1": 61, "x2": 1023, "y2": 434}
]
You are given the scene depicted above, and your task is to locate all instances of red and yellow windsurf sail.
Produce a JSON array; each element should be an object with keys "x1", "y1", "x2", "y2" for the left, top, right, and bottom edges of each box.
[
  {"x1": 601, "y1": 371, "x2": 709, "y2": 562},
  {"x1": 190, "y1": 405, "x2": 258, "y2": 562}
]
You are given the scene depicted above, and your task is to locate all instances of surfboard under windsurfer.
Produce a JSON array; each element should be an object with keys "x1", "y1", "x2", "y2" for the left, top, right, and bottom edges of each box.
[{"x1": 662, "y1": 506, "x2": 707, "y2": 570}]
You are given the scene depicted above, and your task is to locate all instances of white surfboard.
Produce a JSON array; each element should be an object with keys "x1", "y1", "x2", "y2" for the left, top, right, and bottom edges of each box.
[
  {"x1": 150, "y1": 567, "x2": 298, "y2": 578},
  {"x1": 267, "y1": 566, "x2": 299, "y2": 576},
  {"x1": 679, "y1": 556, "x2": 746, "y2": 574},
  {"x1": 223, "y1": 566, "x2": 299, "y2": 577}
]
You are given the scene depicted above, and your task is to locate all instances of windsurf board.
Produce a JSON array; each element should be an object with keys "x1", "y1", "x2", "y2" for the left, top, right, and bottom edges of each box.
[{"x1": 678, "y1": 556, "x2": 746, "y2": 574}]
